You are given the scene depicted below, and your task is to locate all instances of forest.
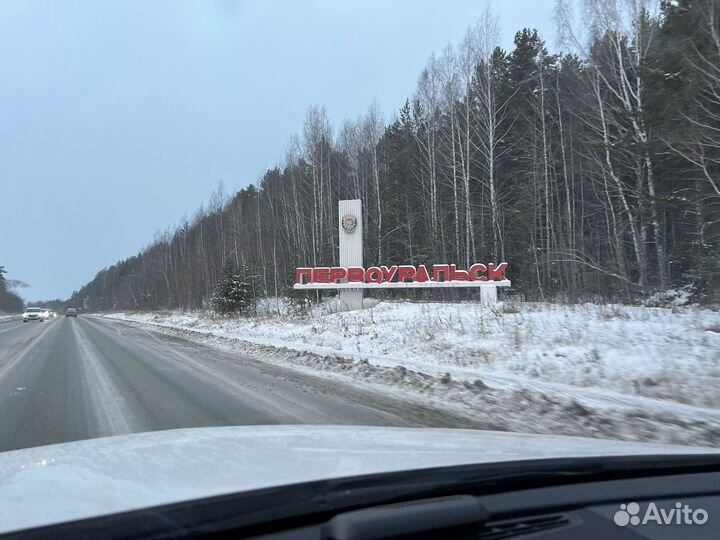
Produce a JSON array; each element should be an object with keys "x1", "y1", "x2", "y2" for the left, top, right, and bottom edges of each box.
[{"x1": 66, "y1": 0, "x2": 720, "y2": 311}]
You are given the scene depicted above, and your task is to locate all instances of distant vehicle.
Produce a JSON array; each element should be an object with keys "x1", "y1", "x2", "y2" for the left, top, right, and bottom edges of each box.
[
  {"x1": 22, "y1": 307, "x2": 45, "y2": 322},
  {"x1": 66, "y1": 308, "x2": 78, "y2": 318},
  {"x1": 40, "y1": 308, "x2": 51, "y2": 320}
]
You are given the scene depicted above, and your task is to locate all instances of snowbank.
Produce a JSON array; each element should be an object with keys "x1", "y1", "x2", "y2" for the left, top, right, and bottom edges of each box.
[{"x1": 102, "y1": 301, "x2": 720, "y2": 446}]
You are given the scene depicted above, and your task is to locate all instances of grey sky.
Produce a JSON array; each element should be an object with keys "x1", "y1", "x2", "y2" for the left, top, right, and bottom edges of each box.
[{"x1": 0, "y1": 0, "x2": 553, "y2": 302}]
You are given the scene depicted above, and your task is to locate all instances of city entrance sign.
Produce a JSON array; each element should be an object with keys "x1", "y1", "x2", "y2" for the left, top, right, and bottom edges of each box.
[
  {"x1": 293, "y1": 200, "x2": 510, "y2": 309},
  {"x1": 294, "y1": 263, "x2": 510, "y2": 289}
]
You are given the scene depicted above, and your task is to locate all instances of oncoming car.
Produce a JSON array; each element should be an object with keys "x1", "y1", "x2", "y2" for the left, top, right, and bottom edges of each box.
[{"x1": 22, "y1": 307, "x2": 45, "y2": 322}]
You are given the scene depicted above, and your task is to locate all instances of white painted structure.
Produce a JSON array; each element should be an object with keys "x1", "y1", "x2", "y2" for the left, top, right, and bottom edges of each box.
[{"x1": 338, "y1": 199, "x2": 363, "y2": 310}]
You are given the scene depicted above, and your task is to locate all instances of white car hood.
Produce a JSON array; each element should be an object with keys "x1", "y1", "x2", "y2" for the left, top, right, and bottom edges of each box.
[{"x1": 0, "y1": 425, "x2": 717, "y2": 534}]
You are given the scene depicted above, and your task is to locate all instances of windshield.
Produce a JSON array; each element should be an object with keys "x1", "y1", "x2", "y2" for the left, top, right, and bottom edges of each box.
[{"x1": 0, "y1": 0, "x2": 718, "y2": 514}]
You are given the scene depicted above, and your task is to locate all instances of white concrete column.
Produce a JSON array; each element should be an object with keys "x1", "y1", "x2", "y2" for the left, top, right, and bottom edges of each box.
[
  {"x1": 338, "y1": 199, "x2": 363, "y2": 310},
  {"x1": 480, "y1": 284, "x2": 497, "y2": 305}
]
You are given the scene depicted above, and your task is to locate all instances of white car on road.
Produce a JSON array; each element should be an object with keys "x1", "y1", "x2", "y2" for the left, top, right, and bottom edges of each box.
[{"x1": 22, "y1": 307, "x2": 46, "y2": 322}]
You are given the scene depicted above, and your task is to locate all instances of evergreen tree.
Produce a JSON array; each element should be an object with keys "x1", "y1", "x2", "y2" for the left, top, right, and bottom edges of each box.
[
  {"x1": 211, "y1": 264, "x2": 257, "y2": 315},
  {"x1": 0, "y1": 266, "x2": 25, "y2": 313}
]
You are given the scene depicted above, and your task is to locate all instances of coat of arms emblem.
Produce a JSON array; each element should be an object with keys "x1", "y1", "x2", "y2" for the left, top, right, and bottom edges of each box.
[{"x1": 341, "y1": 214, "x2": 357, "y2": 234}]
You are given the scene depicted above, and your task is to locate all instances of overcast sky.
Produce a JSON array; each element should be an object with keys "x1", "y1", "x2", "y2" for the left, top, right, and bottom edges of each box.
[{"x1": 0, "y1": 0, "x2": 554, "y2": 302}]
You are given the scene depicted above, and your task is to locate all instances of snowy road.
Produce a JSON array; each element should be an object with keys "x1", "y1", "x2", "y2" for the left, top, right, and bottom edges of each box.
[
  {"x1": 100, "y1": 302, "x2": 720, "y2": 447},
  {"x1": 0, "y1": 316, "x2": 482, "y2": 452}
]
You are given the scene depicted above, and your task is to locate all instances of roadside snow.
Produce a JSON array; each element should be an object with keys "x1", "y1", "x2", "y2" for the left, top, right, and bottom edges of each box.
[{"x1": 101, "y1": 301, "x2": 720, "y2": 446}]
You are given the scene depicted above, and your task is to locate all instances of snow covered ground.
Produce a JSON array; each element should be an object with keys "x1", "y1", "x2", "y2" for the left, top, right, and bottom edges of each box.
[{"x1": 101, "y1": 301, "x2": 720, "y2": 446}]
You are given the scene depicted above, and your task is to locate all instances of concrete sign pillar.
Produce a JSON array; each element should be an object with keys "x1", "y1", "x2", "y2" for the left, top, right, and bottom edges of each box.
[
  {"x1": 338, "y1": 199, "x2": 363, "y2": 310},
  {"x1": 480, "y1": 284, "x2": 497, "y2": 305}
]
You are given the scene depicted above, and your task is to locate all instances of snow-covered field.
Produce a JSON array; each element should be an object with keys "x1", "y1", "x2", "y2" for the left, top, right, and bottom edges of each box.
[{"x1": 102, "y1": 301, "x2": 720, "y2": 446}]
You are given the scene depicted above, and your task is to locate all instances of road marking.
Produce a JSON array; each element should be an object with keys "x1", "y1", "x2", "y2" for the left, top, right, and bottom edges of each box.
[
  {"x1": 0, "y1": 321, "x2": 57, "y2": 382},
  {"x1": 87, "y1": 317, "x2": 324, "y2": 422},
  {"x1": 71, "y1": 320, "x2": 138, "y2": 437},
  {"x1": 9, "y1": 386, "x2": 26, "y2": 398},
  {"x1": 0, "y1": 322, "x2": 32, "y2": 335}
]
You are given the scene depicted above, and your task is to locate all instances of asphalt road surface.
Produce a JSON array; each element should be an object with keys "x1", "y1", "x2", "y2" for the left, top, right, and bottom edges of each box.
[{"x1": 0, "y1": 316, "x2": 475, "y2": 452}]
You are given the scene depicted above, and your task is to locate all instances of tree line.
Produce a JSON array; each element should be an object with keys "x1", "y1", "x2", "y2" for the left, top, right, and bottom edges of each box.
[
  {"x1": 66, "y1": 0, "x2": 719, "y2": 311},
  {"x1": 0, "y1": 266, "x2": 24, "y2": 313}
]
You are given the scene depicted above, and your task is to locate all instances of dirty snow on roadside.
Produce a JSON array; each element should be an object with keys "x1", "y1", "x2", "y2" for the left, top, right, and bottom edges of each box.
[{"x1": 102, "y1": 301, "x2": 720, "y2": 446}]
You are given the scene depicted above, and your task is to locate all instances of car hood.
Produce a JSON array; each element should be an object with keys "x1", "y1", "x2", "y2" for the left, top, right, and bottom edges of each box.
[{"x1": 0, "y1": 425, "x2": 717, "y2": 534}]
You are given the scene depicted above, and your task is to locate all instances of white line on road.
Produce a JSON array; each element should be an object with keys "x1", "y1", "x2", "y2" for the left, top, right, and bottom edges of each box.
[
  {"x1": 71, "y1": 320, "x2": 139, "y2": 437},
  {"x1": 0, "y1": 321, "x2": 57, "y2": 382},
  {"x1": 0, "y1": 321, "x2": 37, "y2": 335}
]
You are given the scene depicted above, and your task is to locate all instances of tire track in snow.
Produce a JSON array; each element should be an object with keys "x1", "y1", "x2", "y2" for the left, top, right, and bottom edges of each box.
[{"x1": 71, "y1": 321, "x2": 140, "y2": 437}]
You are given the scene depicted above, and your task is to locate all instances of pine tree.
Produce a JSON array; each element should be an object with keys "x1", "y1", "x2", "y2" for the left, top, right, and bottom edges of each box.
[{"x1": 211, "y1": 264, "x2": 257, "y2": 315}]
